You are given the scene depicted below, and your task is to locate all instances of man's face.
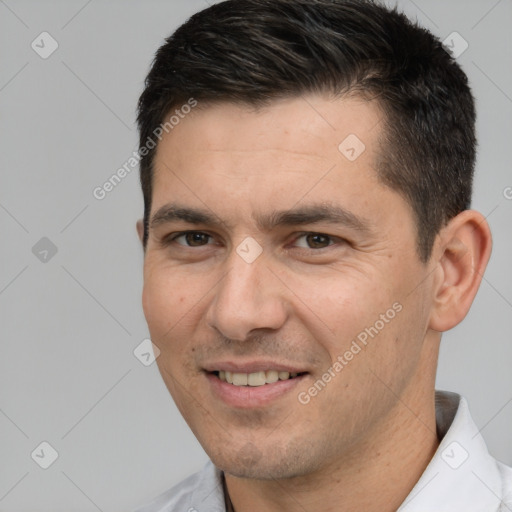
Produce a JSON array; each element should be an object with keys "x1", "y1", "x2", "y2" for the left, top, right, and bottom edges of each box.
[{"x1": 141, "y1": 95, "x2": 438, "y2": 479}]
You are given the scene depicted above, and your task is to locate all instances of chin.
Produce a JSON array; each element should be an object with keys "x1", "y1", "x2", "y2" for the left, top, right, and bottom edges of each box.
[{"x1": 208, "y1": 441, "x2": 318, "y2": 480}]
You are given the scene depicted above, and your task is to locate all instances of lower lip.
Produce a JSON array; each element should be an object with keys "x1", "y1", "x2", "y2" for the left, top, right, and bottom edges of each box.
[{"x1": 205, "y1": 372, "x2": 307, "y2": 408}]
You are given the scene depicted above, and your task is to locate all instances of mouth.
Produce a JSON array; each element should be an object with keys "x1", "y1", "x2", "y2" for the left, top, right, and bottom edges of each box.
[
  {"x1": 204, "y1": 367, "x2": 309, "y2": 408},
  {"x1": 209, "y1": 370, "x2": 308, "y2": 387}
]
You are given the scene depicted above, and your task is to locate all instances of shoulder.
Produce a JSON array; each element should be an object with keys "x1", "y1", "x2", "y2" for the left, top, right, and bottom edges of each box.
[
  {"x1": 133, "y1": 460, "x2": 224, "y2": 512},
  {"x1": 498, "y1": 460, "x2": 512, "y2": 511}
]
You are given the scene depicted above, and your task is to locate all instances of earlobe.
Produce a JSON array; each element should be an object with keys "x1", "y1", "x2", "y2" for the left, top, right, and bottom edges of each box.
[
  {"x1": 136, "y1": 219, "x2": 144, "y2": 244},
  {"x1": 428, "y1": 210, "x2": 492, "y2": 332}
]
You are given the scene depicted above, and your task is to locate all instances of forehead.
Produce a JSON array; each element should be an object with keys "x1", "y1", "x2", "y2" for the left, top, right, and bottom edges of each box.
[
  {"x1": 153, "y1": 95, "x2": 383, "y2": 182},
  {"x1": 149, "y1": 95, "x2": 398, "y2": 229}
]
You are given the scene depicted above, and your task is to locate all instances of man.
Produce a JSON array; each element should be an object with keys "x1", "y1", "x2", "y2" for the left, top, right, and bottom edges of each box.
[{"x1": 133, "y1": 0, "x2": 511, "y2": 510}]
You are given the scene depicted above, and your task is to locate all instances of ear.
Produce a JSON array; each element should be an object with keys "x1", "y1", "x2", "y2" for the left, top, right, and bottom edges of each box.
[
  {"x1": 136, "y1": 219, "x2": 144, "y2": 245},
  {"x1": 429, "y1": 210, "x2": 492, "y2": 332}
]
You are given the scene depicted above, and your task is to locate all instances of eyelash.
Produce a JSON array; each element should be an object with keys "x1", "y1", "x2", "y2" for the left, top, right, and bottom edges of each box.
[{"x1": 163, "y1": 231, "x2": 343, "y2": 251}]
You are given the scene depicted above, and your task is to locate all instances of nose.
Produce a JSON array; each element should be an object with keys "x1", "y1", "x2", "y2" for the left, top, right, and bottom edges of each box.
[{"x1": 205, "y1": 247, "x2": 288, "y2": 342}]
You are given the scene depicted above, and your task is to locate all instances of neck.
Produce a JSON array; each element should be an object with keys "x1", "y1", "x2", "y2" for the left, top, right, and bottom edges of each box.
[{"x1": 225, "y1": 378, "x2": 439, "y2": 512}]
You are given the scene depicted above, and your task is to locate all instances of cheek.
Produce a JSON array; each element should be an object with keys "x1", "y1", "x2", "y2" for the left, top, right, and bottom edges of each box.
[
  {"x1": 142, "y1": 268, "x2": 205, "y2": 369},
  {"x1": 142, "y1": 279, "x2": 167, "y2": 333},
  {"x1": 296, "y1": 273, "x2": 386, "y2": 340},
  {"x1": 292, "y1": 268, "x2": 417, "y2": 385},
  {"x1": 143, "y1": 274, "x2": 202, "y2": 394},
  {"x1": 142, "y1": 267, "x2": 185, "y2": 337}
]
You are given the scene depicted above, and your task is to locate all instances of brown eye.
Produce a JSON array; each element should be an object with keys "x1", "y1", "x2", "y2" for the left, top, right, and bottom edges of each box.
[
  {"x1": 307, "y1": 234, "x2": 331, "y2": 249},
  {"x1": 294, "y1": 233, "x2": 335, "y2": 249},
  {"x1": 173, "y1": 232, "x2": 212, "y2": 247}
]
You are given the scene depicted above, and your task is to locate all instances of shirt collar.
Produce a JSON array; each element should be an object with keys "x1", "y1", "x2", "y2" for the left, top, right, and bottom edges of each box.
[{"x1": 398, "y1": 390, "x2": 504, "y2": 511}]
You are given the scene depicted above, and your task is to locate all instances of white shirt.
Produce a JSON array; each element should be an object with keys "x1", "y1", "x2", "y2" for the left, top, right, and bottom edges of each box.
[{"x1": 134, "y1": 391, "x2": 512, "y2": 511}]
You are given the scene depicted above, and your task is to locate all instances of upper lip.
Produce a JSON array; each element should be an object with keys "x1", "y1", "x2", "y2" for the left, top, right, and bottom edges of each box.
[{"x1": 203, "y1": 360, "x2": 308, "y2": 374}]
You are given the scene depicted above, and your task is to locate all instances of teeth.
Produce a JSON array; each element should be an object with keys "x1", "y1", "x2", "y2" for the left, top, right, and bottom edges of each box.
[
  {"x1": 266, "y1": 370, "x2": 279, "y2": 383},
  {"x1": 216, "y1": 370, "x2": 301, "y2": 386},
  {"x1": 248, "y1": 371, "x2": 266, "y2": 386},
  {"x1": 232, "y1": 373, "x2": 248, "y2": 386}
]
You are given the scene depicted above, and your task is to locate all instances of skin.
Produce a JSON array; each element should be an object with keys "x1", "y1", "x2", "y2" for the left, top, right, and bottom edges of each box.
[{"x1": 137, "y1": 95, "x2": 492, "y2": 512}]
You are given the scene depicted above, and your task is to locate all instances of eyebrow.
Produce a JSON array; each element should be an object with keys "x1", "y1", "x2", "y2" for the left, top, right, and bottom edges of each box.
[{"x1": 150, "y1": 202, "x2": 373, "y2": 234}]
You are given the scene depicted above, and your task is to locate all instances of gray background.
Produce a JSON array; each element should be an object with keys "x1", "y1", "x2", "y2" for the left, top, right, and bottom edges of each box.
[{"x1": 1, "y1": 0, "x2": 510, "y2": 510}]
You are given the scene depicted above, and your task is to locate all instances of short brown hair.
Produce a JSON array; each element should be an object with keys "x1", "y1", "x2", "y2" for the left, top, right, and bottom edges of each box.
[{"x1": 137, "y1": 0, "x2": 476, "y2": 262}]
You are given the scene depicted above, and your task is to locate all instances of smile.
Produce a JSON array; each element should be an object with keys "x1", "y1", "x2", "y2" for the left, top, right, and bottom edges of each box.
[
  {"x1": 211, "y1": 370, "x2": 307, "y2": 387},
  {"x1": 205, "y1": 369, "x2": 309, "y2": 408}
]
